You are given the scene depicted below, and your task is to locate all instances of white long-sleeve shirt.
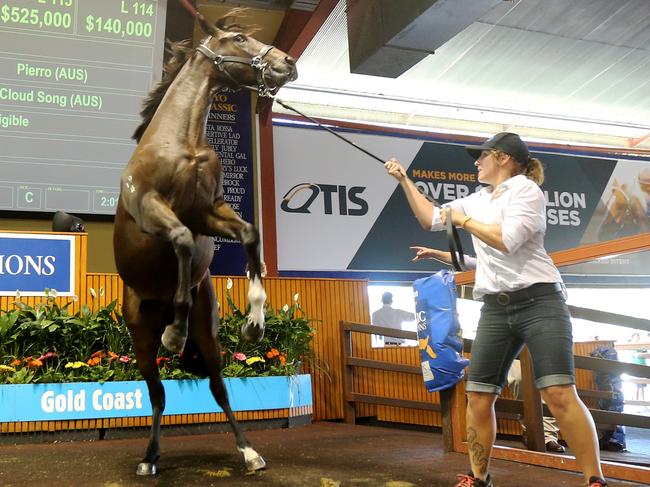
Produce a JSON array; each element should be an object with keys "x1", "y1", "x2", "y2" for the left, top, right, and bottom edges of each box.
[{"x1": 431, "y1": 174, "x2": 562, "y2": 300}]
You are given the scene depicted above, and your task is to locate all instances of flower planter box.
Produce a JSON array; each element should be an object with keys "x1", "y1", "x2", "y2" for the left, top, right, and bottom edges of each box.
[{"x1": 0, "y1": 375, "x2": 311, "y2": 425}]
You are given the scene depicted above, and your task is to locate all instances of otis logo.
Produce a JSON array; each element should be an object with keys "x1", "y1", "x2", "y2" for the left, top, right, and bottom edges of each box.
[{"x1": 281, "y1": 183, "x2": 368, "y2": 216}]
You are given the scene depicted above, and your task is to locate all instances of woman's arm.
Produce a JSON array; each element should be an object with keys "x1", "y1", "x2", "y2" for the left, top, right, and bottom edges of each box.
[
  {"x1": 442, "y1": 209, "x2": 508, "y2": 252},
  {"x1": 410, "y1": 246, "x2": 478, "y2": 269},
  {"x1": 385, "y1": 159, "x2": 434, "y2": 229},
  {"x1": 411, "y1": 246, "x2": 452, "y2": 264},
  {"x1": 443, "y1": 181, "x2": 547, "y2": 254}
]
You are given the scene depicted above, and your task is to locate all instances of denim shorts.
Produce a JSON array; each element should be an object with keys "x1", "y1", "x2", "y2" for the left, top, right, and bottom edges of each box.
[{"x1": 466, "y1": 291, "x2": 575, "y2": 395}]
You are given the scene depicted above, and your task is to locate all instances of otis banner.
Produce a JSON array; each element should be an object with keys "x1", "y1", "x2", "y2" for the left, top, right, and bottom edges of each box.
[
  {"x1": 0, "y1": 233, "x2": 75, "y2": 296},
  {"x1": 273, "y1": 123, "x2": 650, "y2": 281}
]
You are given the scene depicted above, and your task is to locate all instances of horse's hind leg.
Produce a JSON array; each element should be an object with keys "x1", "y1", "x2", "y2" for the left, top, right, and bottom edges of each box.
[
  {"x1": 123, "y1": 287, "x2": 167, "y2": 475},
  {"x1": 201, "y1": 201, "x2": 266, "y2": 342},
  {"x1": 137, "y1": 191, "x2": 193, "y2": 353},
  {"x1": 190, "y1": 274, "x2": 266, "y2": 471}
]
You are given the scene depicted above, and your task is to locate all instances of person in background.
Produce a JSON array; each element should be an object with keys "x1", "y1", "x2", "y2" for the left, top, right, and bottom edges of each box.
[
  {"x1": 629, "y1": 332, "x2": 648, "y2": 402},
  {"x1": 385, "y1": 132, "x2": 607, "y2": 487},
  {"x1": 371, "y1": 292, "x2": 415, "y2": 346}
]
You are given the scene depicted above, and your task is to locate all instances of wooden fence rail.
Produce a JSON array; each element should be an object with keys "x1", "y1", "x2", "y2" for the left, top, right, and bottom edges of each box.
[{"x1": 339, "y1": 319, "x2": 650, "y2": 483}]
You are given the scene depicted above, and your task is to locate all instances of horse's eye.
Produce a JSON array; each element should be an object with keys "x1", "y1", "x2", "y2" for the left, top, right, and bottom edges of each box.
[{"x1": 234, "y1": 34, "x2": 246, "y2": 43}]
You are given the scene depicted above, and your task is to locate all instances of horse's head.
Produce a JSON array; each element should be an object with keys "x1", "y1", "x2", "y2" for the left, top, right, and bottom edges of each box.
[{"x1": 197, "y1": 12, "x2": 297, "y2": 96}]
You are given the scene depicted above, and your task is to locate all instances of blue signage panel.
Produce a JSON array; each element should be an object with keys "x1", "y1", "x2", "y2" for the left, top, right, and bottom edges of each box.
[
  {"x1": 206, "y1": 91, "x2": 255, "y2": 276},
  {"x1": 0, "y1": 375, "x2": 312, "y2": 422},
  {"x1": 0, "y1": 233, "x2": 75, "y2": 296}
]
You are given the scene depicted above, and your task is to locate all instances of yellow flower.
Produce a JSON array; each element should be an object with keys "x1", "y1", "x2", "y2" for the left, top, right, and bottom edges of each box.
[
  {"x1": 0, "y1": 365, "x2": 16, "y2": 373},
  {"x1": 245, "y1": 356, "x2": 265, "y2": 366},
  {"x1": 65, "y1": 361, "x2": 89, "y2": 369}
]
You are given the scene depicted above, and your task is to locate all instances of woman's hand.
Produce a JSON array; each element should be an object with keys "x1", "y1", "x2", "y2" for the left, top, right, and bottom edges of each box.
[
  {"x1": 440, "y1": 207, "x2": 466, "y2": 226},
  {"x1": 384, "y1": 158, "x2": 407, "y2": 182},
  {"x1": 410, "y1": 246, "x2": 436, "y2": 261},
  {"x1": 409, "y1": 246, "x2": 454, "y2": 265}
]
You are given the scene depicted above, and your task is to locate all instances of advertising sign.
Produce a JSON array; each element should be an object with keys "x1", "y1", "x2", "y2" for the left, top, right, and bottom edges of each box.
[
  {"x1": 0, "y1": 233, "x2": 75, "y2": 296},
  {"x1": 274, "y1": 123, "x2": 650, "y2": 281},
  {"x1": 0, "y1": 375, "x2": 312, "y2": 422},
  {"x1": 206, "y1": 91, "x2": 255, "y2": 276}
]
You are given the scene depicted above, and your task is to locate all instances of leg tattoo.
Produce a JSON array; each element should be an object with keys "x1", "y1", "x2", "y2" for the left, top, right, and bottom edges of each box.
[{"x1": 467, "y1": 426, "x2": 489, "y2": 476}]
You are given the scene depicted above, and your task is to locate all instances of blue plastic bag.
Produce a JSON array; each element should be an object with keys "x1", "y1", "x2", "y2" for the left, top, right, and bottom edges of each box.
[{"x1": 413, "y1": 270, "x2": 469, "y2": 392}]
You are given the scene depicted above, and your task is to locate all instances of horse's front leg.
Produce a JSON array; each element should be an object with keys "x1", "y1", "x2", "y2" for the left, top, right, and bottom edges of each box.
[
  {"x1": 123, "y1": 289, "x2": 166, "y2": 475},
  {"x1": 203, "y1": 201, "x2": 266, "y2": 342},
  {"x1": 136, "y1": 192, "x2": 194, "y2": 353},
  {"x1": 191, "y1": 275, "x2": 266, "y2": 471}
]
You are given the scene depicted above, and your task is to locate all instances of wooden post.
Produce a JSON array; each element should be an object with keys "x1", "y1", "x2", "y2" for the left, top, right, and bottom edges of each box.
[
  {"x1": 340, "y1": 321, "x2": 356, "y2": 424},
  {"x1": 440, "y1": 387, "x2": 454, "y2": 452},
  {"x1": 441, "y1": 380, "x2": 467, "y2": 452},
  {"x1": 520, "y1": 348, "x2": 545, "y2": 451}
]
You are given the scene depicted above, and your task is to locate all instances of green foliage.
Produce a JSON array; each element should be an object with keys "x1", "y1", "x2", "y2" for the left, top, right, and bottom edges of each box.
[
  {"x1": 0, "y1": 287, "x2": 319, "y2": 384},
  {"x1": 218, "y1": 289, "x2": 318, "y2": 377}
]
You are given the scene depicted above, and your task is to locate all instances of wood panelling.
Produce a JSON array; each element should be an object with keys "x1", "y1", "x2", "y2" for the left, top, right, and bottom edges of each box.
[
  {"x1": 211, "y1": 275, "x2": 371, "y2": 421},
  {"x1": 3, "y1": 273, "x2": 369, "y2": 426}
]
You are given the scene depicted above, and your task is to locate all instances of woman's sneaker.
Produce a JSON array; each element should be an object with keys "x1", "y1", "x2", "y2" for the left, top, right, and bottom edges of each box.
[{"x1": 454, "y1": 473, "x2": 494, "y2": 487}]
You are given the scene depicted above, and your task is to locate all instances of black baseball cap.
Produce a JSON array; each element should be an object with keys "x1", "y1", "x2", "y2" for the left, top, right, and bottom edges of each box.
[{"x1": 465, "y1": 132, "x2": 530, "y2": 164}]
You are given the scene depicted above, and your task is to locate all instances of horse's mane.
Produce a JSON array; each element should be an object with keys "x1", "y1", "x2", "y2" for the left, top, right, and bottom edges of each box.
[
  {"x1": 132, "y1": 39, "x2": 193, "y2": 142},
  {"x1": 132, "y1": 8, "x2": 256, "y2": 142}
]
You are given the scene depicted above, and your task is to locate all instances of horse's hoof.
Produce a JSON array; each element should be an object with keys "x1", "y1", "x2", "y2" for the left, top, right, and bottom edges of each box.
[
  {"x1": 136, "y1": 462, "x2": 157, "y2": 476},
  {"x1": 161, "y1": 328, "x2": 186, "y2": 354},
  {"x1": 245, "y1": 455, "x2": 266, "y2": 471}
]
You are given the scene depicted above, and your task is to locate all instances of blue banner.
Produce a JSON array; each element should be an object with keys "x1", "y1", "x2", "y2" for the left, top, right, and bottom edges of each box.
[
  {"x1": 0, "y1": 233, "x2": 75, "y2": 296},
  {"x1": 0, "y1": 375, "x2": 312, "y2": 422},
  {"x1": 206, "y1": 91, "x2": 255, "y2": 276}
]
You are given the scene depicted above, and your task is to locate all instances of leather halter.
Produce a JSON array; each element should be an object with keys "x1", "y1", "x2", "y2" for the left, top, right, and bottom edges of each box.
[{"x1": 196, "y1": 39, "x2": 276, "y2": 97}]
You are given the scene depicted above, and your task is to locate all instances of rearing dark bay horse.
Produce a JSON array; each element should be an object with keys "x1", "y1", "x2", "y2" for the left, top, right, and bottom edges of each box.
[{"x1": 112, "y1": 11, "x2": 297, "y2": 476}]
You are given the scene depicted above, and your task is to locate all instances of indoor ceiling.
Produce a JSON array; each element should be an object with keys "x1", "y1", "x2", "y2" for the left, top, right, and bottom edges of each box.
[{"x1": 269, "y1": 0, "x2": 650, "y2": 151}]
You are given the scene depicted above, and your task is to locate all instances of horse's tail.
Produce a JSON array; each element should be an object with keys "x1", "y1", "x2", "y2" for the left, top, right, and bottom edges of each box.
[{"x1": 178, "y1": 337, "x2": 210, "y2": 377}]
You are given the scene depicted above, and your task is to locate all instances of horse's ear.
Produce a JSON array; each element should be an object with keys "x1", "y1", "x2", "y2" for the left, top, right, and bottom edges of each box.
[
  {"x1": 215, "y1": 7, "x2": 248, "y2": 31},
  {"x1": 198, "y1": 15, "x2": 217, "y2": 36}
]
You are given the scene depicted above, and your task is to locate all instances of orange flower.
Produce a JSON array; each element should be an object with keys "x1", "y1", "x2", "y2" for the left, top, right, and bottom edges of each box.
[
  {"x1": 108, "y1": 352, "x2": 118, "y2": 362},
  {"x1": 156, "y1": 357, "x2": 170, "y2": 366},
  {"x1": 279, "y1": 355, "x2": 286, "y2": 366},
  {"x1": 266, "y1": 348, "x2": 280, "y2": 359},
  {"x1": 10, "y1": 359, "x2": 21, "y2": 367},
  {"x1": 91, "y1": 351, "x2": 106, "y2": 359},
  {"x1": 87, "y1": 357, "x2": 101, "y2": 366},
  {"x1": 26, "y1": 359, "x2": 43, "y2": 368}
]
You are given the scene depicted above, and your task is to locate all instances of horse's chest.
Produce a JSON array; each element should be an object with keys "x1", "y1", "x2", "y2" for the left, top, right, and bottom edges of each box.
[{"x1": 168, "y1": 157, "x2": 220, "y2": 205}]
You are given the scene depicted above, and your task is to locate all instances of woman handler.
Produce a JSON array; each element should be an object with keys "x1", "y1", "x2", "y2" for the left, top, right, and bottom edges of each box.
[{"x1": 385, "y1": 133, "x2": 607, "y2": 487}]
